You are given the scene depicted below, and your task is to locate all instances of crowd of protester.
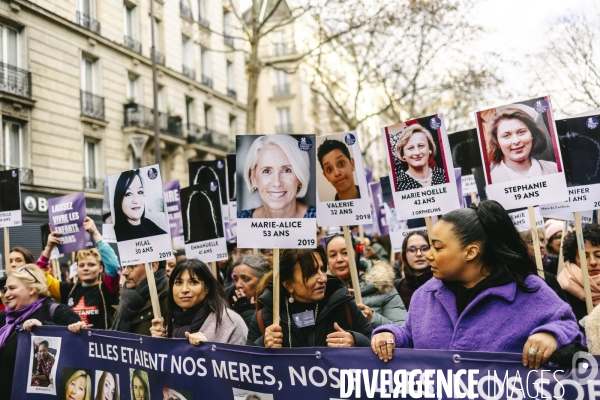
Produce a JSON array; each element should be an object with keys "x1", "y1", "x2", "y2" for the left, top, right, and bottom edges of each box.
[{"x1": 0, "y1": 200, "x2": 596, "y2": 399}]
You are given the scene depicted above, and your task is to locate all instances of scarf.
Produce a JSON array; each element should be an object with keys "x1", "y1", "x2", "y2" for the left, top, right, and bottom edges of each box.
[
  {"x1": 0, "y1": 297, "x2": 45, "y2": 348},
  {"x1": 557, "y1": 260, "x2": 600, "y2": 306},
  {"x1": 112, "y1": 268, "x2": 168, "y2": 332},
  {"x1": 171, "y1": 303, "x2": 211, "y2": 339}
]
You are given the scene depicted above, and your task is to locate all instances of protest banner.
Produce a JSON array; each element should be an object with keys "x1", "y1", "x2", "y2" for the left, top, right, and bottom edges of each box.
[
  {"x1": 189, "y1": 159, "x2": 230, "y2": 223},
  {"x1": 474, "y1": 96, "x2": 568, "y2": 210},
  {"x1": 47, "y1": 192, "x2": 93, "y2": 254},
  {"x1": 227, "y1": 153, "x2": 237, "y2": 219},
  {"x1": 13, "y1": 326, "x2": 597, "y2": 400},
  {"x1": 101, "y1": 176, "x2": 116, "y2": 243},
  {"x1": 180, "y1": 182, "x2": 228, "y2": 263},
  {"x1": 315, "y1": 131, "x2": 372, "y2": 227},
  {"x1": 448, "y1": 128, "x2": 482, "y2": 206},
  {"x1": 107, "y1": 165, "x2": 172, "y2": 266},
  {"x1": 382, "y1": 114, "x2": 460, "y2": 221},
  {"x1": 163, "y1": 180, "x2": 184, "y2": 248},
  {"x1": 236, "y1": 134, "x2": 317, "y2": 249},
  {"x1": 0, "y1": 168, "x2": 22, "y2": 228}
]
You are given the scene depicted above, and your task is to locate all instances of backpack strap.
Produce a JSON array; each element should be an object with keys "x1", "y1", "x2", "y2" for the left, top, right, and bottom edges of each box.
[
  {"x1": 49, "y1": 302, "x2": 59, "y2": 320},
  {"x1": 257, "y1": 308, "x2": 265, "y2": 335},
  {"x1": 344, "y1": 302, "x2": 353, "y2": 330}
]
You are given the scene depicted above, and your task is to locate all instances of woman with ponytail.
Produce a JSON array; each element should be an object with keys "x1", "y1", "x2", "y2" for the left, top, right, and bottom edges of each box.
[{"x1": 371, "y1": 200, "x2": 584, "y2": 369}]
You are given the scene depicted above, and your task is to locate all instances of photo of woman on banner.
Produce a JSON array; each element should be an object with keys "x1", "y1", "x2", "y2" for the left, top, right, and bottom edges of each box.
[
  {"x1": 181, "y1": 182, "x2": 224, "y2": 243},
  {"x1": 556, "y1": 115, "x2": 600, "y2": 187},
  {"x1": 479, "y1": 103, "x2": 560, "y2": 184},
  {"x1": 316, "y1": 138, "x2": 361, "y2": 201},
  {"x1": 130, "y1": 369, "x2": 150, "y2": 400},
  {"x1": 237, "y1": 134, "x2": 316, "y2": 219},
  {"x1": 387, "y1": 121, "x2": 448, "y2": 192},
  {"x1": 94, "y1": 371, "x2": 119, "y2": 400},
  {"x1": 61, "y1": 369, "x2": 92, "y2": 400},
  {"x1": 112, "y1": 168, "x2": 167, "y2": 241}
]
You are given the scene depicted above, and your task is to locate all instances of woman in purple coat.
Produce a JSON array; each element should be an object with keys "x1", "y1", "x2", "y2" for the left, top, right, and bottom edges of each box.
[{"x1": 371, "y1": 200, "x2": 584, "y2": 369}]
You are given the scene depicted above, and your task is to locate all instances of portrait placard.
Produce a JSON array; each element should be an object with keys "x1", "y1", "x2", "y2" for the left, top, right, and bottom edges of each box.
[
  {"x1": 382, "y1": 114, "x2": 460, "y2": 219},
  {"x1": 537, "y1": 114, "x2": 600, "y2": 214},
  {"x1": 541, "y1": 210, "x2": 593, "y2": 225},
  {"x1": 508, "y1": 206, "x2": 544, "y2": 233},
  {"x1": 227, "y1": 153, "x2": 237, "y2": 219},
  {"x1": 474, "y1": 96, "x2": 568, "y2": 209},
  {"x1": 163, "y1": 180, "x2": 184, "y2": 248},
  {"x1": 189, "y1": 159, "x2": 229, "y2": 223},
  {"x1": 236, "y1": 134, "x2": 317, "y2": 249},
  {"x1": 181, "y1": 182, "x2": 228, "y2": 263},
  {"x1": 448, "y1": 129, "x2": 482, "y2": 196},
  {"x1": 107, "y1": 165, "x2": 172, "y2": 266},
  {"x1": 315, "y1": 131, "x2": 372, "y2": 226},
  {"x1": 48, "y1": 192, "x2": 93, "y2": 253},
  {"x1": 0, "y1": 168, "x2": 22, "y2": 228},
  {"x1": 26, "y1": 336, "x2": 61, "y2": 395}
]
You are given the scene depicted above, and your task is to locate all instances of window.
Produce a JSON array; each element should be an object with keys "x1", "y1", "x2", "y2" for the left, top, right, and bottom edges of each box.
[
  {"x1": 77, "y1": 0, "x2": 100, "y2": 34},
  {"x1": 198, "y1": 0, "x2": 205, "y2": 19},
  {"x1": 2, "y1": 121, "x2": 21, "y2": 168},
  {"x1": 126, "y1": 72, "x2": 140, "y2": 103},
  {"x1": 0, "y1": 25, "x2": 18, "y2": 67},
  {"x1": 204, "y1": 104, "x2": 212, "y2": 130},
  {"x1": 276, "y1": 107, "x2": 291, "y2": 134},
  {"x1": 157, "y1": 85, "x2": 166, "y2": 112},
  {"x1": 182, "y1": 36, "x2": 194, "y2": 79},
  {"x1": 84, "y1": 139, "x2": 97, "y2": 179},
  {"x1": 185, "y1": 97, "x2": 194, "y2": 124},
  {"x1": 124, "y1": 4, "x2": 141, "y2": 52},
  {"x1": 275, "y1": 69, "x2": 289, "y2": 95},
  {"x1": 227, "y1": 61, "x2": 235, "y2": 90},
  {"x1": 223, "y1": 12, "x2": 233, "y2": 46},
  {"x1": 79, "y1": 0, "x2": 95, "y2": 17},
  {"x1": 229, "y1": 115, "x2": 236, "y2": 137},
  {"x1": 81, "y1": 57, "x2": 95, "y2": 93},
  {"x1": 200, "y1": 48, "x2": 212, "y2": 87}
]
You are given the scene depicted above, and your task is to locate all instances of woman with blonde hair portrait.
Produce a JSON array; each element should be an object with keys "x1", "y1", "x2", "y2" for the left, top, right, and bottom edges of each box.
[
  {"x1": 64, "y1": 370, "x2": 92, "y2": 400},
  {"x1": 394, "y1": 124, "x2": 446, "y2": 191},
  {"x1": 487, "y1": 108, "x2": 558, "y2": 183},
  {"x1": 238, "y1": 135, "x2": 315, "y2": 218}
]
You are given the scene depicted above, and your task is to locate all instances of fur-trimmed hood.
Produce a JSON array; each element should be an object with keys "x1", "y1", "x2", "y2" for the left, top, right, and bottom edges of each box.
[{"x1": 362, "y1": 261, "x2": 395, "y2": 294}]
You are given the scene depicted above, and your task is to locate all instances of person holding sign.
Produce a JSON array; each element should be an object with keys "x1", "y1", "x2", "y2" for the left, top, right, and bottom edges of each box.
[
  {"x1": 394, "y1": 124, "x2": 446, "y2": 191},
  {"x1": 371, "y1": 201, "x2": 584, "y2": 369},
  {"x1": 486, "y1": 108, "x2": 558, "y2": 183},
  {"x1": 113, "y1": 169, "x2": 167, "y2": 241},
  {"x1": 238, "y1": 135, "x2": 315, "y2": 218},
  {"x1": 247, "y1": 247, "x2": 373, "y2": 348},
  {"x1": 317, "y1": 139, "x2": 360, "y2": 200}
]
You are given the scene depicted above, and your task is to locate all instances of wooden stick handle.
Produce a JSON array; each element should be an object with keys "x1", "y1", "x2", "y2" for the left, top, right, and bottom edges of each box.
[
  {"x1": 343, "y1": 226, "x2": 363, "y2": 304},
  {"x1": 527, "y1": 206, "x2": 544, "y2": 279},
  {"x1": 358, "y1": 225, "x2": 365, "y2": 244},
  {"x1": 575, "y1": 212, "x2": 594, "y2": 315},
  {"x1": 4, "y1": 227, "x2": 9, "y2": 272},
  {"x1": 144, "y1": 263, "x2": 162, "y2": 320},
  {"x1": 424, "y1": 216, "x2": 433, "y2": 238},
  {"x1": 272, "y1": 248, "x2": 280, "y2": 325},
  {"x1": 210, "y1": 261, "x2": 217, "y2": 279},
  {"x1": 556, "y1": 220, "x2": 568, "y2": 276},
  {"x1": 470, "y1": 192, "x2": 477, "y2": 205}
]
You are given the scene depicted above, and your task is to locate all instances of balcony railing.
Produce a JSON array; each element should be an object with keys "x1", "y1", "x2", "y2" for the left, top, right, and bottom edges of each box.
[
  {"x1": 224, "y1": 35, "x2": 234, "y2": 47},
  {"x1": 186, "y1": 122, "x2": 202, "y2": 136},
  {"x1": 81, "y1": 90, "x2": 105, "y2": 120},
  {"x1": 276, "y1": 123, "x2": 293, "y2": 134},
  {"x1": 0, "y1": 62, "x2": 32, "y2": 99},
  {"x1": 124, "y1": 103, "x2": 184, "y2": 139},
  {"x1": 83, "y1": 177, "x2": 104, "y2": 192},
  {"x1": 0, "y1": 165, "x2": 33, "y2": 185},
  {"x1": 198, "y1": 15, "x2": 210, "y2": 29},
  {"x1": 273, "y1": 83, "x2": 290, "y2": 97},
  {"x1": 272, "y1": 43, "x2": 296, "y2": 57},
  {"x1": 180, "y1": 1, "x2": 193, "y2": 19},
  {"x1": 182, "y1": 64, "x2": 196, "y2": 80},
  {"x1": 153, "y1": 51, "x2": 166, "y2": 66},
  {"x1": 76, "y1": 12, "x2": 101, "y2": 34},
  {"x1": 187, "y1": 128, "x2": 231, "y2": 152},
  {"x1": 227, "y1": 88, "x2": 237, "y2": 100},
  {"x1": 201, "y1": 74, "x2": 213, "y2": 88},
  {"x1": 124, "y1": 35, "x2": 142, "y2": 54}
]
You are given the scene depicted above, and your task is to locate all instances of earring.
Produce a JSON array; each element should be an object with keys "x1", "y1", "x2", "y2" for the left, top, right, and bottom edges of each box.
[
  {"x1": 252, "y1": 187, "x2": 257, "y2": 194},
  {"x1": 288, "y1": 296, "x2": 294, "y2": 303},
  {"x1": 297, "y1": 184, "x2": 302, "y2": 192}
]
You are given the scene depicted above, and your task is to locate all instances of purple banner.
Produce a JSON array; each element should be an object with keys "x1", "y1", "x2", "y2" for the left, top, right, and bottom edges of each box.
[
  {"x1": 163, "y1": 180, "x2": 184, "y2": 240},
  {"x1": 368, "y1": 182, "x2": 389, "y2": 236},
  {"x1": 48, "y1": 192, "x2": 93, "y2": 253},
  {"x1": 454, "y1": 168, "x2": 463, "y2": 205}
]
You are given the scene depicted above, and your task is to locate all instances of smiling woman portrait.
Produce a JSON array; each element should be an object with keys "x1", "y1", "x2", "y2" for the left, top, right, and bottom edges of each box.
[{"x1": 317, "y1": 139, "x2": 360, "y2": 201}]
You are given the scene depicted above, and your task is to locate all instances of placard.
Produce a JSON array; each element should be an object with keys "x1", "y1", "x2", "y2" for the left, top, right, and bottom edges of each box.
[
  {"x1": 538, "y1": 114, "x2": 600, "y2": 214},
  {"x1": 226, "y1": 153, "x2": 237, "y2": 219},
  {"x1": 475, "y1": 96, "x2": 568, "y2": 209},
  {"x1": 25, "y1": 335, "x2": 62, "y2": 396},
  {"x1": 189, "y1": 159, "x2": 229, "y2": 223},
  {"x1": 448, "y1": 128, "x2": 482, "y2": 196},
  {"x1": 315, "y1": 131, "x2": 372, "y2": 226},
  {"x1": 368, "y1": 181, "x2": 389, "y2": 236},
  {"x1": 508, "y1": 206, "x2": 544, "y2": 233},
  {"x1": 382, "y1": 114, "x2": 460, "y2": 219},
  {"x1": 107, "y1": 165, "x2": 172, "y2": 266},
  {"x1": 181, "y1": 182, "x2": 228, "y2": 263},
  {"x1": 163, "y1": 180, "x2": 184, "y2": 248},
  {"x1": 236, "y1": 134, "x2": 317, "y2": 248},
  {"x1": 541, "y1": 210, "x2": 593, "y2": 224},
  {"x1": 0, "y1": 168, "x2": 22, "y2": 227},
  {"x1": 48, "y1": 192, "x2": 93, "y2": 253},
  {"x1": 101, "y1": 176, "x2": 116, "y2": 243}
]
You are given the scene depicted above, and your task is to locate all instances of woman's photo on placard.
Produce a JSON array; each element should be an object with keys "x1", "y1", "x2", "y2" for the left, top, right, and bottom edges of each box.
[
  {"x1": 28, "y1": 337, "x2": 60, "y2": 390},
  {"x1": 94, "y1": 371, "x2": 119, "y2": 400},
  {"x1": 385, "y1": 116, "x2": 449, "y2": 192},
  {"x1": 130, "y1": 369, "x2": 150, "y2": 400},
  {"x1": 59, "y1": 368, "x2": 93, "y2": 400},
  {"x1": 316, "y1": 132, "x2": 364, "y2": 202},
  {"x1": 108, "y1": 166, "x2": 168, "y2": 242},
  {"x1": 181, "y1": 182, "x2": 224, "y2": 243},
  {"x1": 236, "y1": 134, "x2": 316, "y2": 219},
  {"x1": 556, "y1": 115, "x2": 600, "y2": 187},
  {"x1": 476, "y1": 97, "x2": 562, "y2": 185}
]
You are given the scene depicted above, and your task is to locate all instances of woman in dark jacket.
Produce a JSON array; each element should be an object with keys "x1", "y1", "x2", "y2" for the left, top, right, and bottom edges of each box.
[
  {"x1": 394, "y1": 231, "x2": 434, "y2": 310},
  {"x1": 227, "y1": 255, "x2": 271, "y2": 328},
  {"x1": 0, "y1": 265, "x2": 80, "y2": 400},
  {"x1": 247, "y1": 247, "x2": 373, "y2": 348}
]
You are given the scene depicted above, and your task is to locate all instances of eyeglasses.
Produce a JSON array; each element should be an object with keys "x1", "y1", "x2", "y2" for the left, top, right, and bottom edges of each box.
[
  {"x1": 123, "y1": 265, "x2": 141, "y2": 272},
  {"x1": 407, "y1": 245, "x2": 430, "y2": 255},
  {"x1": 16, "y1": 266, "x2": 40, "y2": 284}
]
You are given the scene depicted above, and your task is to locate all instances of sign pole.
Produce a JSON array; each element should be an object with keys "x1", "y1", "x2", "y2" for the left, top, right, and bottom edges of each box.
[
  {"x1": 272, "y1": 248, "x2": 280, "y2": 325},
  {"x1": 527, "y1": 206, "x2": 545, "y2": 279},
  {"x1": 144, "y1": 262, "x2": 162, "y2": 320},
  {"x1": 210, "y1": 261, "x2": 217, "y2": 279},
  {"x1": 424, "y1": 216, "x2": 433, "y2": 238},
  {"x1": 575, "y1": 211, "x2": 594, "y2": 314},
  {"x1": 470, "y1": 192, "x2": 477, "y2": 205},
  {"x1": 343, "y1": 226, "x2": 363, "y2": 304},
  {"x1": 3, "y1": 227, "x2": 9, "y2": 272},
  {"x1": 556, "y1": 220, "x2": 568, "y2": 276}
]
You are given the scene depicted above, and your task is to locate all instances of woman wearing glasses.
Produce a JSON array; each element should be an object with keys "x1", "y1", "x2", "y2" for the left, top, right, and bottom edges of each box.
[
  {"x1": 394, "y1": 231, "x2": 434, "y2": 310},
  {"x1": 0, "y1": 265, "x2": 80, "y2": 400},
  {"x1": 326, "y1": 234, "x2": 406, "y2": 327}
]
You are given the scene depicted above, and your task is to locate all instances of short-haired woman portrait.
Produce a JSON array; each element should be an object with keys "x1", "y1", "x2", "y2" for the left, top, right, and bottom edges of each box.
[
  {"x1": 112, "y1": 169, "x2": 167, "y2": 241},
  {"x1": 237, "y1": 135, "x2": 315, "y2": 219},
  {"x1": 484, "y1": 107, "x2": 558, "y2": 184},
  {"x1": 316, "y1": 138, "x2": 361, "y2": 201}
]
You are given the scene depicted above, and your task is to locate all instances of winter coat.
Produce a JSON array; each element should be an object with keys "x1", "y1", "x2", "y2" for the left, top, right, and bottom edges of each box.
[
  {"x1": 197, "y1": 308, "x2": 249, "y2": 345},
  {"x1": 226, "y1": 285, "x2": 256, "y2": 329},
  {"x1": 247, "y1": 276, "x2": 373, "y2": 347},
  {"x1": 373, "y1": 275, "x2": 584, "y2": 353},
  {"x1": 359, "y1": 262, "x2": 406, "y2": 327},
  {"x1": 113, "y1": 286, "x2": 170, "y2": 336},
  {"x1": 585, "y1": 304, "x2": 600, "y2": 354}
]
